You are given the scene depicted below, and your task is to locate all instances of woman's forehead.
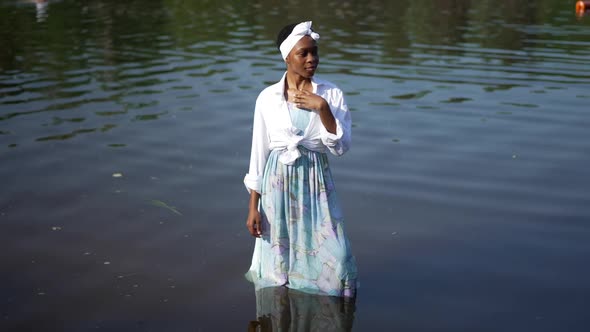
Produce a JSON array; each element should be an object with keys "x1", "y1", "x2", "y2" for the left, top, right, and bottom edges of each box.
[{"x1": 292, "y1": 36, "x2": 318, "y2": 51}]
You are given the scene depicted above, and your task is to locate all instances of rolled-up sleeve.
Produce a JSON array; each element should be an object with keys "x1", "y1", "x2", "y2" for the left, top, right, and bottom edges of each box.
[
  {"x1": 244, "y1": 96, "x2": 270, "y2": 194},
  {"x1": 319, "y1": 89, "x2": 351, "y2": 156}
]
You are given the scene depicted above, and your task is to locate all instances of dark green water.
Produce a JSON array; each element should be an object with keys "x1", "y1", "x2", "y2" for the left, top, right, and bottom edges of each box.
[{"x1": 1, "y1": 0, "x2": 590, "y2": 331}]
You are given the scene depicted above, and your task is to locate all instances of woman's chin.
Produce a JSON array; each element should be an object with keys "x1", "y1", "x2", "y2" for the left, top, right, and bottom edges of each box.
[{"x1": 303, "y1": 70, "x2": 316, "y2": 78}]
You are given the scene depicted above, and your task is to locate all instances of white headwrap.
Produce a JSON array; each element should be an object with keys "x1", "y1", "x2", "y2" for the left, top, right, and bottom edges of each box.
[{"x1": 279, "y1": 21, "x2": 320, "y2": 60}]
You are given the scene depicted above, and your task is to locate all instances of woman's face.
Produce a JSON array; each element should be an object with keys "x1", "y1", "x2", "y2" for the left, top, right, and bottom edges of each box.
[{"x1": 286, "y1": 35, "x2": 319, "y2": 78}]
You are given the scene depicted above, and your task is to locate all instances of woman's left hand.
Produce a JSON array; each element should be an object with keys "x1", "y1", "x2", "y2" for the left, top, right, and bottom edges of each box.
[{"x1": 293, "y1": 89, "x2": 328, "y2": 112}]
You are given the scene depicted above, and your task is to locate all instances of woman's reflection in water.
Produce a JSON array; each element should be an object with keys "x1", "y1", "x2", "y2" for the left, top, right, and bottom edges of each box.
[{"x1": 247, "y1": 286, "x2": 355, "y2": 332}]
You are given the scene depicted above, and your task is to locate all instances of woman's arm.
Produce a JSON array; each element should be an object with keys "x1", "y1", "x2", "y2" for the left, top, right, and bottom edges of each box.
[
  {"x1": 244, "y1": 96, "x2": 271, "y2": 193},
  {"x1": 323, "y1": 89, "x2": 352, "y2": 156},
  {"x1": 244, "y1": 95, "x2": 269, "y2": 237},
  {"x1": 246, "y1": 190, "x2": 261, "y2": 237},
  {"x1": 293, "y1": 89, "x2": 336, "y2": 134},
  {"x1": 295, "y1": 88, "x2": 351, "y2": 156},
  {"x1": 316, "y1": 99, "x2": 337, "y2": 134}
]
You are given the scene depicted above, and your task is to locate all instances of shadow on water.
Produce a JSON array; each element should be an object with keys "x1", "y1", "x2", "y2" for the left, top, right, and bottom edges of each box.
[{"x1": 247, "y1": 287, "x2": 355, "y2": 332}]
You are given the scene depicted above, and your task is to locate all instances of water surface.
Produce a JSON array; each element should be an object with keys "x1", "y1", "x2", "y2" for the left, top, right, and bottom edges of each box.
[{"x1": 1, "y1": 0, "x2": 590, "y2": 331}]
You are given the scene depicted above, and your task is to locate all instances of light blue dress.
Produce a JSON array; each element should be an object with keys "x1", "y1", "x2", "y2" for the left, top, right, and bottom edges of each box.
[{"x1": 246, "y1": 102, "x2": 358, "y2": 298}]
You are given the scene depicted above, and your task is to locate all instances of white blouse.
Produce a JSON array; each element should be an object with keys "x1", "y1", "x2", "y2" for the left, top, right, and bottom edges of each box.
[{"x1": 244, "y1": 72, "x2": 352, "y2": 193}]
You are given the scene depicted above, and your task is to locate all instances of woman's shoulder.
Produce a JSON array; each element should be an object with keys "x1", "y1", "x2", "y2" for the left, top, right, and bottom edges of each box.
[
  {"x1": 314, "y1": 76, "x2": 345, "y2": 101},
  {"x1": 254, "y1": 81, "x2": 283, "y2": 111},
  {"x1": 314, "y1": 76, "x2": 340, "y2": 90},
  {"x1": 315, "y1": 76, "x2": 346, "y2": 97},
  {"x1": 257, "y1": 80, "x2": 283, "y2": 100}
]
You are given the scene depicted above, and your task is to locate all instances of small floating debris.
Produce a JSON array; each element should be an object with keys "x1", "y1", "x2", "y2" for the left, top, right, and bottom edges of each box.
[
  {"x1": 51, "y1": 226, "x2": 62, "y2": 231},
  {"x1": 104, "y1": 261, "x2": 111, "y2": 265},
  {"x1": 149, "y1": 200, "x2": 182, "y2": 216},
  {"x1": 112, "y1": 173, "x2": 123, "y2": 178}
]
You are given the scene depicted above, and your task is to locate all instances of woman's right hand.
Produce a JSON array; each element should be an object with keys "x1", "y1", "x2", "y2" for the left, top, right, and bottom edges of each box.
[{"x1": 246, "y1": 209, "x2": 262, "y2": 238}]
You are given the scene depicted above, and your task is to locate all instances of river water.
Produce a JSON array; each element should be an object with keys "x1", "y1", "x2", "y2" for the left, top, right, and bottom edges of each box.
[{"x1": 1, "y1": 0, "x2": 589, "y2": 331}]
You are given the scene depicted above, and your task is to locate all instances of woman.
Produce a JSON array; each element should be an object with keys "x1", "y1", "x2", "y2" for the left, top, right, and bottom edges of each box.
[{"x1": 244, "y1": 21, "x2": 357, "y2": 298}]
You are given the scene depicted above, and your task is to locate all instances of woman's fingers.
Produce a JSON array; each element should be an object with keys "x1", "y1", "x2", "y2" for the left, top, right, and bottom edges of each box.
[
  {"x1": 254, "y1": 216, "x2": 261, "y2": 237},
  {"x1": 246, "y1": 213, "x2": 262, "y2": 237},
  {"x1": 246, "y1": 217, "x2": 256, "y2": 237},
  {"x1": 246, "y1": 220, "x2": 254, "y2": 236},
  {"x1": 295, "y1": 92, "x2": 321, "y2": 111}
]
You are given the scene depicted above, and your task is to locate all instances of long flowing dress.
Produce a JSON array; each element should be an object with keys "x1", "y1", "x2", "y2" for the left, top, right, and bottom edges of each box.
[{"x1": 246, "y1": 102, "x2": 358, "y2": 298}]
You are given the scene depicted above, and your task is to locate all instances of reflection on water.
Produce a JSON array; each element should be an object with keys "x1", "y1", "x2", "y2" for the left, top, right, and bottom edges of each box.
[
  {"x1": 17, "y1": 0, "x2": 55, "y2": 22},
  {"x1": 248, "y1": 287, "x2": 355, "y2": 332},
  {"x1": 33, "y1": 0, "x2": 48, "y2": 22}
]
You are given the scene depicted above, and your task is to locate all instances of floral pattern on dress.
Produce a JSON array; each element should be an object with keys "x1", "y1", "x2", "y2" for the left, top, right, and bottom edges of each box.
[{"x1": 246, "y1": 146, "x2": 358, "y2": 298}]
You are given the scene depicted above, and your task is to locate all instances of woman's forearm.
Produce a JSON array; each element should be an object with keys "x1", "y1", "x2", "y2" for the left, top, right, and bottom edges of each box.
[
  {"x1": 249, "y1": 190, "x2": 260, "y2": 211},
  {"x1": 318, "y1": 100, "x2": 337, "y2": 134}
]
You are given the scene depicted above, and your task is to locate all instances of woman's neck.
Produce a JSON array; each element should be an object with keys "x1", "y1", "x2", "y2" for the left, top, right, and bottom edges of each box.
[{"x1": 285, "y1": 72, "x2": 312, "y2": 91}]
